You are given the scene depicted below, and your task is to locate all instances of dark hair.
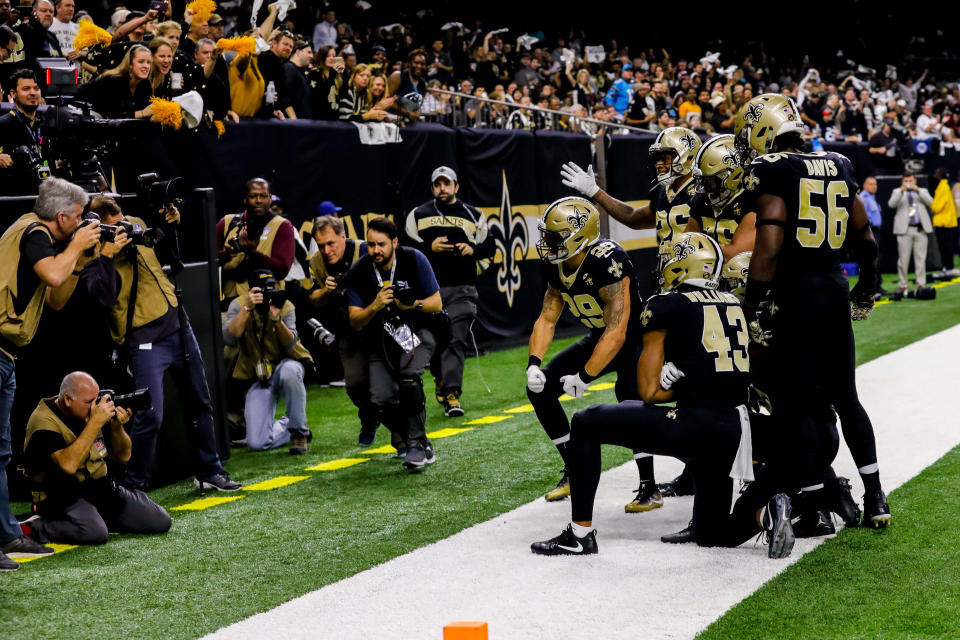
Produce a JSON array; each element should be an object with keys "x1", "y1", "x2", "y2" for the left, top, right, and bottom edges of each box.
[
  {"x1": 366, "y1": 216, "x2": 398, "y2": 239},
  {"x1": 933, "y1": 167, "x2": 948, "y2": 181},
  {"x1": 246, "y1": 177, "x2": 271, "y2": 194},
  {"x1": 407, "y1": 48, "x2": 426, "y2": 61},
  {"x1": 901, "y1": 171, "x2": 913, "y2": 179},
  {"x1": 0, "y1": 25, "x2": 15, "y2": 48},
  {"x1": 313, "y1": 44, "x2": 335, "y2": 68},
  {"x1": 8, "y1": 68, "x2": 38, "y2": 89},
  {"x1": 89, "y1": 195, "x2": 123, "y2": 218}
]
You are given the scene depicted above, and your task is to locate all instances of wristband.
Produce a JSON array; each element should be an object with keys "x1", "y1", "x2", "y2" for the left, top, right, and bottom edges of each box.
[
  {"x1": 527, "y1": 355, "x2": 542, "y2": 368},
  {"x1": 577, "y1": 367, "x2": 596, "y2": 383}
]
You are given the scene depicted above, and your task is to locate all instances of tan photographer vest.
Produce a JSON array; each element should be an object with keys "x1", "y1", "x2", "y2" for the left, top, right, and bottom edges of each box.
[
  {"x1": 231, "y1": 293, "x2": 312, "y2": 381},
  {"x1": 221, "y1": 214, "x2": 286, "y2": 300},
  {"x1": 0, "y1": 214, "x2": 55, "y2": 352},
  {"x1": 109, "y1": 217, "x2": 179, "y2": 345}
]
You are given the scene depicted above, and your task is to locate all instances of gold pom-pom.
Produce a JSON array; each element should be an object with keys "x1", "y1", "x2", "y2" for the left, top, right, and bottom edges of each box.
[
  {"x1": 214, "y1": 120, "x2": 226, "y2": 138},
  {"x1": 216, "y1": 37, "x2": 256, "y2": 57},
  {"x1": 186, "y1": 0, "x2": 217, "y2": 25},
  {"x1": 74, "y1": 19, "x2": 112, "y2": 51},
  {"x1": 150, "y1": 97, "x2": 183, "y2": 130}
]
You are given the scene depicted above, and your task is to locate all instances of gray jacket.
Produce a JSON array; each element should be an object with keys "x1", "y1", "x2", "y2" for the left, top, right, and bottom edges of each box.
[{"x1": 888, "y1": 187, "x2": 934, "y2": 234}]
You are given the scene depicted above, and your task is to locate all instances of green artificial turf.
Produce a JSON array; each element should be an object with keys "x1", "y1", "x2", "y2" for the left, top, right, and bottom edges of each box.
[{"x1": 2, "y1": 274, "x2": 959, "y2": 640}]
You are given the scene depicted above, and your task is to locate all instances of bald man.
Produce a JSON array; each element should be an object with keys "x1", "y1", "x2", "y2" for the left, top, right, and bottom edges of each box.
[{"x1": 21, "y1": 372, "x2": 171, "y2": 546}]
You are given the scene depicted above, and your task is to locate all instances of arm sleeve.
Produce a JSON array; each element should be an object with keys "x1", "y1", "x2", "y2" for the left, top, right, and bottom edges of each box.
[
  {"x1": 222, "y1": 299, "x2": 242, "y2": 345},
  {"x1": 404, "y1": 208, "x2": 426, "y2": 247},
  {"x1": 919, "y1": 189, "x2": 934, "y2": 207},
  {"x1": 252, "y1": 220, "x2": 295, "y2": 276}
]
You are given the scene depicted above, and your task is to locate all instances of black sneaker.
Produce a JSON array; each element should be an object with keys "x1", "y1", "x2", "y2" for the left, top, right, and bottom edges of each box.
[
  {"x1": 862, "y1": 488, "x2": 891, "y2": 529},
  {"x1": 830, "y1": 476, "x2": 862, "y2": 527},
  {"x1": 763, "y1": 493, "x2": 795, "y2": 559},
  {"x1": 792, "y1": 510, "x2": 836, "y2": 538},
  {"x1": 394, "y1": 447, "x2": 407, "y2": 459},
  {"x1": 661, "y1": 519, "x2": 696, "y2": 544},
  {"x1": 358, "y1": 419, "x2": 378, "y2": 446},
  {"x1": 194, "y1": 472, "x2": 242, "y2": 492},
  {"x1": 402, "y1": 441, "x2": 427, "y2": 471},
  {"x1": 531, "y1": 524, "x2": 598, "y2": 556},
  {"x1": 0, "y1": 535, "x2": 54, "y2": 558},
  {"x1": 659, "y1": 471, "x2": 694, "y2": 497},
  {"x1": 0, "y1": 551, "x2": 19, "y2": 571},
  {"x1": 289, "y1": 432, "x2": 308, "y2": 456},
  {"x1": 444, "y1": 393, "x2": 464, "y2": 418},
  {"x1": 544, "y1": 470, "x2": 570, "y2": 502},
  {"x1": 625, "y1": 481, "x2": 663, "y2": 513},
  {"x1": 424, "y1": 441, "x2": 436, "y2": 465}
]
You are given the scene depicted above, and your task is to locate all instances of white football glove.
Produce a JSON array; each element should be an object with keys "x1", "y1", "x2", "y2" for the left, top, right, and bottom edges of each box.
[
  {"x1": 560, "y1": 373, "x2": 590, "y2": 398},
  {"x1": 526, "y1": 365, "x2": 547, "y2": 393},
  {"x1": 559, "y1": 161, "x2": 600, "y2": 198},
  {"x1": 659, "y1": 362, "x2": 685, "y2": 390}
]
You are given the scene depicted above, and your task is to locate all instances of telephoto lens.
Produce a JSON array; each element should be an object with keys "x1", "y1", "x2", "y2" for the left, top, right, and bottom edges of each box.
[{"x1": 306, "y1": 318, "x2": 336, "y2": 346}]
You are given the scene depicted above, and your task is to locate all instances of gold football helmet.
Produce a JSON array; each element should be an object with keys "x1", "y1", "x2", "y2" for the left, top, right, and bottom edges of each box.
[
  {"x1": 661, "y1": 232, "x2": 724, "y2": 291},
  {"x1": 692, "y1": 134, "x2": 744, "y2": 209},
  {"x1": 734, "y1": 93, "x2": 804, "y2": 161},
  {"x1": 720, "y1": 251, "x2": 752, "y2": 301},
  {"x1": 536, "y1": 196, "x2": 600, "y2": 263},
  {"x1": 648, "y1": 126, "x2": 702, "y2": 186}
]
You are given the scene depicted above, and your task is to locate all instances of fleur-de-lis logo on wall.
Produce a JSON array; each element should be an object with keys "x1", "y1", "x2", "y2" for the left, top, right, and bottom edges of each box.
[{"x1": 484, "y1": 170, "x2": 529, "y2": 308}]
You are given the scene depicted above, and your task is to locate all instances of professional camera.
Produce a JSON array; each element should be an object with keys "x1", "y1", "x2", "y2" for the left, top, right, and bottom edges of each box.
[
  {"x1": 249, "y1": 270, "x2": 287, "y2": 309},
  {"x1": 224, "y1": 215, "x2": 248, "y2": 254},
  {"x1": 10, "y1": 145, "x2": 51, "y2": 182},
  {"x1": 305, "y1": 318, "x2": 335, "y2": 346},
  {"x1": 137, "y1": 173, "x2": 189, "y2": 212},
  {"x1": 97, "y1": 388, "x2": 153, "y2": 412},
  {"x1": 81, "y1": 212, "x2": 165, "y2": 248},
  {"x1": 391, "y1": 281, "x2": 418, "y2": 306}
]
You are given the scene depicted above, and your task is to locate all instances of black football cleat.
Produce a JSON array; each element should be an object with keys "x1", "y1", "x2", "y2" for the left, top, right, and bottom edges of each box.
[
  {"x1": 661, "y1": 519, "x2": 696, "y2": 544},
  {"x1": 531, "y1": 524, "x2": 598, "y2": 556},
  {"x1": 658, "y1": 471, "x2": 695, "y2": 497},
  {"x1": 792, "y1": 510, "x2": 836, "y2": 538},
  {"x1": 763, "y1": 493, "x2": 795, "y2": 559},
  {"x1": 544, "y1": 470, "x2": 571, "y2": 502},
  {"x1": 862, "y1": 489, "x2": 891, "y2": 529},
  {"x1": 829, "y1": 476, "x2": 862, "y2": 527}
]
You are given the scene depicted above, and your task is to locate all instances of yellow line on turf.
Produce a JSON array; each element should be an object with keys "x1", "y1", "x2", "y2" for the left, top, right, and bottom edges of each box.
[
  {"x1": 588, "y1": 382, "x2": 615, "y2": 391},
  {"x1": 15, "y1": 543, "x2": 78, "y2": 562},
  {"x1": 306, "y1": 458, "x2": 370, "y2": 471},
  {"x1": 503, "y1": 404, "x2": 534, "y2": 413},
  {"x1": 559, "y1": 393, "x2": 590, "y2": 401},
  {"x1": 171, "y1": 495, "x2": 246, "y2": 511},
  {"x1": 427, "y1": 427, "x2": 475, "y2": 438},
  {"x1": 465, "y1": 415, "x2": 512, "y2": 424},
  {"x1": 243, "y1": 476, "x2": 312, "y2": 491},
  {"x1": 360, "y1": 444, "x2": 397, "y2": 455}
]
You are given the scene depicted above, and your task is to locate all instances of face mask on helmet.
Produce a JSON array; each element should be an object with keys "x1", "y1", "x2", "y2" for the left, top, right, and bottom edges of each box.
[
  {"x1": 536, "y1": 226, "x2": 571, "y2": 263},
  {"x1": 696, "y1": 169, "x2": 737, "y2": 209},
  {"x1": 536, "y1": 196, "x2": 601, "y2": 264},
  {"x1": 719, "y1": 251, "x2": 752, "y2": 301},
  {"x1": 651, "y1": 150, "x2": 680, "y2": 185}
]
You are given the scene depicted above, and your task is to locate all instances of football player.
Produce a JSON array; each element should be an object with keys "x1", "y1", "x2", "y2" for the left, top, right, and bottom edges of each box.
[
  {"x1": 527, "y1": 197, "x2": 660, "y2": 512},
  {"x1": 560, "y1": 126, "x2": 702, "y2": 281},
  {"x1": 530, "y1": 233, "x2": 795, "y2": 559},
  {"x1": 686, "y1": 134, "x2": 757, "y2": 260},
  {"x1": 734, "y1": 93, "x2": 890, "y2": 529}
]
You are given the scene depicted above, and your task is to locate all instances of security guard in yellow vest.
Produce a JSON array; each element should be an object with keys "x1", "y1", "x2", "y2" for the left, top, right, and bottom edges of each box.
[
  {"x1": 223, "y1": 271, "x2": 313, "y2": 454},
  {"x1": 0, "y1": 177, "x2": 99, "y2": 571},
  {"x1": 21, "y1": 372, "x2": 171, "y2": 545},
  {"x1": 217, "y1": 178, "x2": 296, "y2": 307},
  {"x1": 87, "y1": 197, "x2": 241, "y2": 493}
]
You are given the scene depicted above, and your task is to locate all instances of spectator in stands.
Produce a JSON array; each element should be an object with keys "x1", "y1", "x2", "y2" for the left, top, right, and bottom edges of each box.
[
  {"x1": 257, "y1": 29, "x2": 295, "y2": 119},
  {"x1": 677, "y1": 88, "x2": 701, "y2": 122},
  {"x1": 915, "y1": 102, "x2": 949, "y2": 142},
  {"x1": 207, "y1": 13, "x2": 224, "y2": 41},
  {"x1": 860, "y1": 176, "x2": 887, "y2": 296},
  {"x1": 17, "y1": 0, "x2": 62, "y2": 59},
  {"x1": 422, "y1": 78, "x2": 450, "y2": 123},
  {"x1": 930, "y1": 167, "x2": 958, "y2": 276},
  {"x1": 284, "y1": 40, "x2": 313, "y2": 120},
  {"x1": 889, "y1": 172, "x2": 934, "y2": 292},
  {"x1": 514, "y1": 55, "x2": 540, "y2": 90},
  {"x1": 223, "y1": 272, "x2": 313, "y2": 454},
  {"x1": 0, "y1": 69, "x2": 47, "y2": 195},
  {"x1": 709, "y1": 97, "x2": 734, "y2": 133},
  {"x1": 426, "y1": 38, "x2": 453, "y2": 87},
  {"x1": 625, "y1": 80, "x2": 654, "y2": 127},
  {"x1": 218, "y1": 178, "x2": 296, "y2": 306},
  {"x1": 566, "y1": 65, "x2": 598, "y2": 109},
  {"x1": 868, "y1": 117, "x2": 903, "y2": 176},
  {"x1": 50, "y1": 0, "x2": 80, "y2": 66},
  {"x1": 338, "y1": 63, "x2": 390, "y2": 121},
  {"x1": 605, "y1": 63, "x2": 633, "y2": 117},
  {"x1": 75, "y1": 45, "x2": 154, "y2": 119},
  {"x1": 21, "y1": 372, "x2": 171, "y2": 546},
  {"x1": 897, "y1": 71, "x2": 926, "y2": 114},
  {"x1": 309, "y1": 44, "x2": 344, "y2": 120},
  {"x1": 312, "y1": 9, "x2": 337, "y2": 51},
  {"x1": 837, "y1": 88, "x2": 868, "y2": 142},
  {"x1": 147, "y1": 37, "x2": 178, "y2": 98},
  {"x1": 387, "y1": 48, "x2": 427, "y2": 121},
  {"x1": 650, "y1": 108, "x2": 675, "y2": 133},
  {"x1": 800, "y1": 89, "x2": 825, "y2": 131},
  {"x1": 180, "y1": 13, "x2": 208, "y2": 59}
]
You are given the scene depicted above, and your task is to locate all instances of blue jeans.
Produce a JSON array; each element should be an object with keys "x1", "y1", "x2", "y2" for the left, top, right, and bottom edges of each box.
[
  {"x1": 0, "y1": 353, "x2": 21, "y2": 544},
  {"x1": 126, "y1": 324, "x2": 224, "y2": 485},
  {"x1": 244, "y1": 359, "x2": 307, "y2": 451}
]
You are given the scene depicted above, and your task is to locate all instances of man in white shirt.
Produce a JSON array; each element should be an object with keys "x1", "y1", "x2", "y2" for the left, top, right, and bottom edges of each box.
[
  {"x1": 312, "y1": 9, "x2": 337, "y2": 51},
  {"x1": 50, "y1": 0, "x2": 80, "y2": 66},
  {"x1": 915, "y1": 102, "x2": 943, "y2": 141}
]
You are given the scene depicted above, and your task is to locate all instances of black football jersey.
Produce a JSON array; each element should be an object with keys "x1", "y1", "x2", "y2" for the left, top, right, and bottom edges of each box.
[
  {"x1": 689, "y1": 190, "x2": 751, "y2": 246},
  {"x1": 641, "y1": 287, "x2": 750, "y2": 408},
  {"x1": 743, "y1": 151, "x2": 860, "y2": 281},
  {"x1": 649, "y1": 176, "x2": 698, "y2": 248},
  {"x1": 544, "y1": 238, "x2": 642, "y2": 332}
]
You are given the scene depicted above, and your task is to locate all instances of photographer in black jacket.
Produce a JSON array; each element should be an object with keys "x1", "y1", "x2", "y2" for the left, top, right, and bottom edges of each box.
[
  {"x1": 86, "y1": 196, "x2": 240, "y2": 493},
  {"x1": 404, "y1": 166, "x2": 495, "y2": 417},
  {"x1": 343, "y1": 217, "x2": 442, "y2": 471},
  {"x1": 0, "y1": 68, "x2": 46, "y2": 195}
]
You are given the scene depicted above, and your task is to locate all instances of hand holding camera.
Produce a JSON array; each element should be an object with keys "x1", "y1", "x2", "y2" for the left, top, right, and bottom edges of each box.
[
  {"x1": 100, "y1": 228, "x2": 132, "y2": 258},
  {"x1": 374, "y1": 284, "x2": 396, "y2": 310},
  {"x1": 113, "y1": 406, "x2": 132, "y2": 426},
  {"x1": 71, "y1": 220, "x2": 102, "y2": 251},
  {"x1": 323, "y1": 276, "x2": 338, "y2": 292},
  {"x1": 90, "y1": 394, "x2": 116, "y2": 427},
  {"x1": 247, "y1": 287, "x2": 264, "y2": 308},
  {"x1": 163, "y1": 204, "x2": 180, "y2": 225}
]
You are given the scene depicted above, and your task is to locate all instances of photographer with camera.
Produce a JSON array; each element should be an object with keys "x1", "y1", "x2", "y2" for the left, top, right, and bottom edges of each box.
[
  {"x1": 342, "y1": 217, "x2": 443, "y2": 471},
  {"x1": 0, "y1": 177, "x2": 100, "y2": 571},
  {"x1": 0, "y1": 68, "x2": 47, "y2": 195},
  {"x1": 20, "y1": 371, "x2": 170, "y2": 546},
  {"x1": 217, "y1": 178, "x2": 295, "y2": 308},
  {"x1": 223, "y1": 270, "x2": 313, "y2": 454},
  {"x1": 307, "y1": 214, "x2": 375, "y2": 445},
  {"x1": 86, "y1": 196, "x2": 240, "y2": 493}
]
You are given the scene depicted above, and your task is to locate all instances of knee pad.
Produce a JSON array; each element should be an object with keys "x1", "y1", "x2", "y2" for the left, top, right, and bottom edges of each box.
[{"x1": 398, "y1": 377, "x2": 425, "y2": 414}]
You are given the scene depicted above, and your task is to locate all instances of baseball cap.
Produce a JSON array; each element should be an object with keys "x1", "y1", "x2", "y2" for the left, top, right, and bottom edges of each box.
[
  {"x1": 431, "y1": 166, "x2": 458, "y2": 183},
  {"x1": 622, "y1": 63, "x2": 633, "y2": 71},
  {"x1": 659, "y1": 108, "x2": 677, "y2": 119},
  {"x1": 371, "y1": 44, "x2": 386, "y2": 53},
  {"x1": 317, "y1": 201, "x2": 342, "y2": 216},
  {"x1": 208, "y1": 13, "x2": 223, "y2": 25}
]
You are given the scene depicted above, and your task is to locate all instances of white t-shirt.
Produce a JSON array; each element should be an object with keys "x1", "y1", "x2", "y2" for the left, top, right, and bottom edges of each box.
[
  {"x1": 50, "y1": 18, "x2": 80, "y2": 65},
  {"x1": 915, "y1": 113, "x2": 941, "y2": 140}
]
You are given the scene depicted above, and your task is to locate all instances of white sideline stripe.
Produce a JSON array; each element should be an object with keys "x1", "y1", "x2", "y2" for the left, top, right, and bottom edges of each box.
[{"x1": 202, "y1": 325, "x2": 960, "y2": 640}]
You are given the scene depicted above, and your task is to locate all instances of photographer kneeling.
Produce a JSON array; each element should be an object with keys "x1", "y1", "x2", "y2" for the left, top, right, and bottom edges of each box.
[
  {"x1": 223, "y1": 271, "x2": 313, "y2": 455},
  {"x1": 87, "y1": 196, "x2": 240, "y2": 493},
  {"x1": 343, "y1": 218, "x2": 443, "y2": 471},
  {"x1": 21, "y1": 372, "x2": 171, "y2": 545}
]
